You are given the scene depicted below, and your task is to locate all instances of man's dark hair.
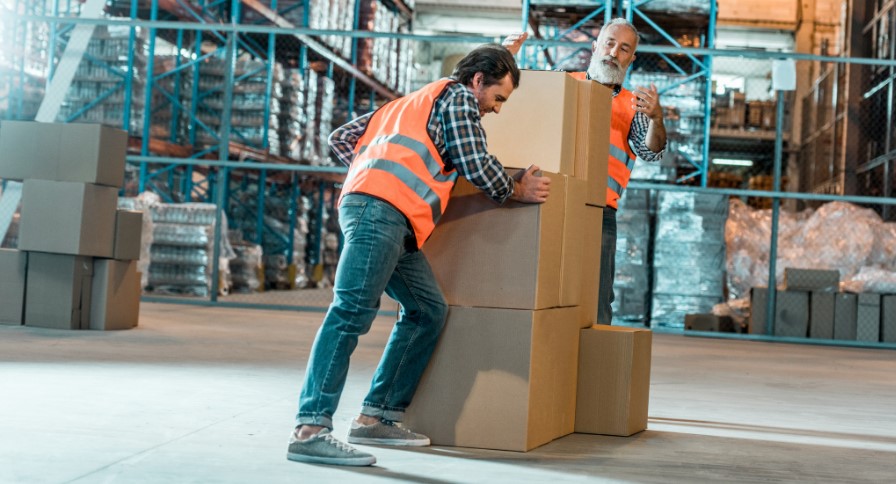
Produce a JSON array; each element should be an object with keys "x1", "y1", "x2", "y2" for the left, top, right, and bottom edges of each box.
[{"x1": 452, "y1": 43, "x2": 521, "y2": 88}]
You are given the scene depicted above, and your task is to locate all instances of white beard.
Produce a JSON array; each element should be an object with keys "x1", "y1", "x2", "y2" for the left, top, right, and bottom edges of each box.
[{"x1": 587, "y1": 55, "x2": 626, "y2": 85}]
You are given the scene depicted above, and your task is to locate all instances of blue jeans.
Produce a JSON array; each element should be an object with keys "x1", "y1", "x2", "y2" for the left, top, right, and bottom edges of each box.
[
  {"x1": 597, "y1": 207, "x2": 617, "y2": 325},
  {"x1": 296, "y1": 194, "x2": 448, "y2": 429}
]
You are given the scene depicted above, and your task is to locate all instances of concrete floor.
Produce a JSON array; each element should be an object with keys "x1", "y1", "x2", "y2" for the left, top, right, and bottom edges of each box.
[{"x1": 1, "y1": 302, "x2": 894, "y2": 484}]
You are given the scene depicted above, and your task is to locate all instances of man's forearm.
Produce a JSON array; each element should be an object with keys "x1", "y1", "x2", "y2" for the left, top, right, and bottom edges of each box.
[{"x1": 646, "y1": 118, "x2": 667, "y2": 153}]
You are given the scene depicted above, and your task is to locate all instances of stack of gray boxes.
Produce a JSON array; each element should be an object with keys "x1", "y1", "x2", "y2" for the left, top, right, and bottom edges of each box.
[
  {"x1": 0, "y1": 121, "x2": 142, "y2": 330},
  {"x1": 751, "y1": 268, "x2": 896, "y2": 343},
  {"x1": 650, "y1": 191, "x2": 728, "y2": 328},
  {"x1": 612, "y1": 188, "x2": 652, "y2": 323}
]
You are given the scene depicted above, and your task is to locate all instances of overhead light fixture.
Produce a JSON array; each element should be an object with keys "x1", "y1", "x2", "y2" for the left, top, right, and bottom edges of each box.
[{"x1": 713, "y1": 158, "x2": 754, "y2": 167}]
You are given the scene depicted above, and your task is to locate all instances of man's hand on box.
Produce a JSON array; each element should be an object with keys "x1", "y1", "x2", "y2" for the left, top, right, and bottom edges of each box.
[
  {"x1": 502, "y1": 32, "x2": 528, "y2": 56},
  {"x1": 511, "y1": 164, "x2": 550, "y2": 203}
]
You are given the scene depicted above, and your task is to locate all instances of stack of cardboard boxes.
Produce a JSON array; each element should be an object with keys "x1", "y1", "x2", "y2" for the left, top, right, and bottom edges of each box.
[
  {"x1": 751, "y1": 268, "x2": 896, "y2": 343},
  {"x1": 404, "y1": 71, "x2": 652, "y2": 451},
  {"x1": 0, "y1": 121, "x2": 142, "y2": 330}
]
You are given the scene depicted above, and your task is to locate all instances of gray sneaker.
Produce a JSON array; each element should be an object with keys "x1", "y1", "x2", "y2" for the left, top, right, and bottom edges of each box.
[
  {"x1": 286, "y1": 428, "x2": 376, "y2": 466},
  {"x1": 347, "y1": 420, "x2": 431, "y2": 446}
]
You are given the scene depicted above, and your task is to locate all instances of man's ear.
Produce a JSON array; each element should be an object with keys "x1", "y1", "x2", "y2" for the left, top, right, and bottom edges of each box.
[
  {"x1": 472, "y1": 72, "x2": 484, "y2": 89},
  {"x1": 592, "y1": 40, "x2": 598, "y2": 52}
]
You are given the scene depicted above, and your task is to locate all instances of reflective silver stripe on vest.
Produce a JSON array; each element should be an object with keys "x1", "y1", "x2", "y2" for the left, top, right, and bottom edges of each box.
[
  {"x1": 609, "y1": 144, "x2": 636, "y2": 171},
  {"x1": 608, "y1": 177, "x2": 624, "y2": 197},
  {"x1": 363, "y1": 133, "x2": 457, "y2": 183},
  {"x1": 346, "y1": 158, "x2": 442, "y2": 225}
]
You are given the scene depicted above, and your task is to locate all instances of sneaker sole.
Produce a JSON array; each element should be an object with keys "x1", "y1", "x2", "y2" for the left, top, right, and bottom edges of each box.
[
  {"x1": 286, "y1": 452, "x2": 376, "y2": 466},
  {"x1": 346, "y1": 437, "x2": 431, "y2": 447}
]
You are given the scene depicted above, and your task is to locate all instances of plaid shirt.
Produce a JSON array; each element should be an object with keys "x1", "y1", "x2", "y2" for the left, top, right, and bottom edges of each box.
[{"x1": 329, "y1": 79, "x2": 514, "y2": 204}]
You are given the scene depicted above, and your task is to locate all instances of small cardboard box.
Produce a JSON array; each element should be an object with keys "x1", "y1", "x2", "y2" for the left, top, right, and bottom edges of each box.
[
  {"x1": 404, "y1": 306, "x2": 580, "y2": 452},
  {"x1": 560, "y1": 177, "x2": 589, "y2": 307},
  {"x1": 774, "y1": 290, "x2": 809, "y2": 337},
  {"x1": 425, "y1": 173, "x2": 572, "y2": 310},
  {"x1": 783, "y1": 268, "x2": 839, "y2": 292},
  {"x1": 834, "y1": 293, "x2": 858, "y2": 340},
  {"x1": 0, "y1": 121, "x2": 126, "y2": 187},
  {"x1": 0, "y1": 249, "x2": 27, "y2": 325},
  {"x1": 749, "y1": 287, "x2": 768, "y2": 334},
  {"x1": 574, "y1": 79, "x2": 612, "y2": 206},
  {"x1": 19, "y1": 180, "x2": 118, "y2": 258},
  {"x1": 684, "y1": 313, "x2": 736, "y2": 332},
  {"x1": 25, "y1": 252, "x2": 93, "y2": 330},
  {"x1": 113, "y1": 210, "x2": 144, "y2": 261},
  {"x1": 579, "y1": 205, "x2": 603, "y2": 327},
  {"x1": 481, "y1": 70, "x2": 578, "y2": 176},
  {"x1": 809, "y1": 291, "x2": 835, "y2": 339},
  {"x1": 856, "y1": 293, "x2": 881, "y2": 343},
  {"x1": 90, "y1": 259, "x2": 140, "y2": 330},
  {"x1": 575, "y1": 325, "x2": 652, "y2": 436}
]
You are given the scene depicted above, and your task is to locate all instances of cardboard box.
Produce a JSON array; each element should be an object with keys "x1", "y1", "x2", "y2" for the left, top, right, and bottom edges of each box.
[
  {"x1": 19, "y1": 180, "x2": 118, "y2": 257},
  {"x1": 856, "y1": 293, "x2": 881, "y2": 343},
  {"x1": 774, "y1": 290, "x2": 809, "y2": 338},
  {"x1": 0, "y1": 121, "x2": 126, "y2": 187},
  {"x1": 574, "y1": 79, "x2": 611, "y2": 206},
  {"x1": 575, "y1": 325, "x2": 652, "y2": 436},
  {"x1": 834, "y1": 293, "x2": 857, "y2": 340},
  {"x1": 783, "y1": 268, "x2": 839, "y2": 291},
  {"x1": 684, "y1": 313, "x2": 736, "y2": 332},
  {"x1": 481, "y1": 70, "x2": 578, "y2": 176},
  {"x1": 560, "y1": 177, "x2": 589, "y2": 307},
  {"x1": 881, "y1": 295, "x2": 896, "y2": 343},
  {"x1": 425, "y1": 173, "x2": 573, "y2": 310},
  {"x1": 749, "y1": 287, "x2": 768, "y2": 334},
  {"x1": 25, "y1": 252, "x2": 93, "y2": 330},
  {"x1": 809, "y1": 291, "x2": 835, "y2": 339},
  {"x1": 404, "y1": 306, "x2": 580, "y2": 452},
  {"x1": 579, "y1": 205, "x2": 603, "y2": 327},
  {"x1": 113, "y1": 210, "x2": 144, "y2": 260},
  {"x1": 0, "y1": 249, "x2": 27, "y2": 325},
  {"x1": 90, "y1": 259, "x2": 140, "y2": 330}
]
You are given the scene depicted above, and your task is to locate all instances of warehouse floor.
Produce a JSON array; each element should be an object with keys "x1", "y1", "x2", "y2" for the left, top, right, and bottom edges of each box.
[{"x1": 1, "y1": 303, "x2": 894, "y2": 483}]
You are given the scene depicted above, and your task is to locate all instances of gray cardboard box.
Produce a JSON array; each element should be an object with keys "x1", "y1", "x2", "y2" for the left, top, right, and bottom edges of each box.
[
  {"x1": 856, "y1": 293, "x2": 881, "y2": 342},
  {"x1": 774, "y1": 290, "x2": 809, "y2": 337},
  {"x1": 58, "y1": 123, "x2": 128, "y2": 188},
  {"x1": 0, "y1": 121, "x2": 126, "y2": 187},
  {"x1": 0, "y1": 249, "x2": 27, "y2": 325},
  {"x1": 834, "y1": 293, "x2": 858, "y2": 340},
  {"x1": 90, "y1": 259, "x2": 140, "y2": 330},
  {"x1": 0, "y1": 121, "x2": 62, "y2": 181},
  {"x1": 25, "y1": 252, "x2": 93, "y2": 330},
  {"x1": 783, "y1": 268, "x2": 839, "y2": 292},
  {"x1": 113, "y1": 210, "x2": 143, "y2": 260},
  {"x1": 881, "y1": 295, "x2": 896, "y2": 343},
  {"x1": 19, "y1": 180, "x2": 118, "y2": 257},
  {"x1": 750, "y1": 287, "x2": 768, "y2": 335},
  {"x1": 810, "y1": 292, "x2": 835, "y2": 339}
]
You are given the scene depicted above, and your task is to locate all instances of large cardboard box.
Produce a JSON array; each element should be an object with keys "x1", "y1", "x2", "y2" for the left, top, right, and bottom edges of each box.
[
  {"x1": 113, "y1": 210, "x2": 144, "y2": 260},
  {"x1": 404, "y1": 306, "x2": 580, "y2": 452},
  {"x1": 881, "y1": 295, "x2": 896, "y2": 343},
  {"x1": 560, "y1": 177, "x2": 589, "y2": 307},
  {"x1": 481, "y1": 70, "x2": 578, "y2": 176},
  {"x1": 425, "y1": 173, "x2": 574, "y2": 310},
  {"x1": 25, "y1": 252, "x2": 93, "y2": 330},
  {"x1": 809, "y1": 291, "x2": 835, "y2": 339},
  {"x1": 783, "y1": 268, "x2": 839, "y2": 292},
  {"x1": 575, "y1": 79, "x2": 612, "y2": 206},
  {"x1": 575, "y1": 325, "x2": 652, "y2": 436},
  {"x1": 90, "y1": 259, "x2": 140, "y2": 330},
  {"x1": 856, "y1": 293, "x2": 881, "y2": 343},
  {"x1": 18, "y1": 179, "x2": 118, "y2": 257},
  {"x1": 0, "y1": 249, "x2": 27, "y2": 325},
  {"x1": 0, "y1": 121, "x2": 126, "y2": 187},
  {"x1": 834, "y1": 293, "x2": 857, "y2": 340},
  {"x1": 579, "y1": 205, "x2": 603, "y2": 327}
]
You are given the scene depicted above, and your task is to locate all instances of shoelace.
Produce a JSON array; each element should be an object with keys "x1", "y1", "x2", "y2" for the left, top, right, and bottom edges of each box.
[{"x1": 321, "y1": 432, "x2": 358, "y2": 454}]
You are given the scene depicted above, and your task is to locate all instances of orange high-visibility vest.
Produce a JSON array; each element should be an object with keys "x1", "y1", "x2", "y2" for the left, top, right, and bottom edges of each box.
[
  {"x1": 568, "y1": 72, "x2": 638, "y2": 209},
  {"x1": 340, "y1": 79, "x2": 459, "y2": 248}
]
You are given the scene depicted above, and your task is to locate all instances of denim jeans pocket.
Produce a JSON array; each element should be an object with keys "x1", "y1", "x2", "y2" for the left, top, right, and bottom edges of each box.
[{"x1": 339, "y1": 195, "x2": 369, "y2": 241}]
